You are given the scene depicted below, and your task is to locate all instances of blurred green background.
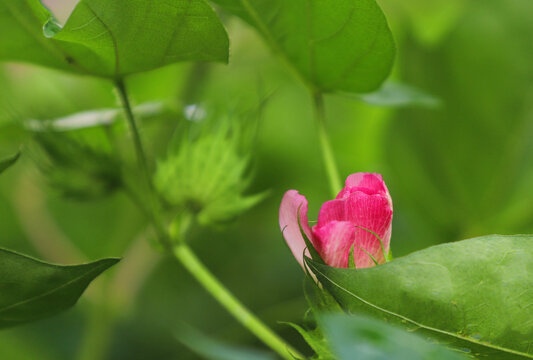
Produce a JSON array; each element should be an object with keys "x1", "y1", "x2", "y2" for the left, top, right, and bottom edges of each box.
[{"x1": 0, "y1": 0, "x2": 532, "y2": 359}]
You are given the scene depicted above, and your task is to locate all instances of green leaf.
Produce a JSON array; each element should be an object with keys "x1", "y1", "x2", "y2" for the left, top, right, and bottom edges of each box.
[
  {"x1": 0, "y1": 0, "x2": 229, "y2": 78},
  {"x1": 283, "y1": 322, "x2": 334, "y2": 360},
  {"x1": 176, "y1": 324, "x2": 276, "y2": 360},
  {"x1": 0, "y1": 248, "x2": 119, "y2": 328},
  {"x1": 320, "y1": 313, "x2": 468, "y2": 360},
  {"x1": 210, "y1": 0, "x2": 395, "y2": 93},
  {"x1": 0, "y1": 152, "x2": 20, "y2": 175},
  {"x1": 306, "y1": 235, "x2": 533, "y2": 359}
]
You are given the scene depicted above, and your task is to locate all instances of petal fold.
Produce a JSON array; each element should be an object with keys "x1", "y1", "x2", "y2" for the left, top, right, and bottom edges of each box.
[
  {"x1": 313, "y1": 221, "x2": 355, "y2": 268},
  {"x1": 279, "y1": 190, "x2": 314, "y2": 268}
]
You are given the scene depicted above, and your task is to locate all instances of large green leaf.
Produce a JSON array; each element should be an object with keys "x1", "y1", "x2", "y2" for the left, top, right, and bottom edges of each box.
[
  {"x1": 0, "y1": 0, "x2": 228, "y2": 78},
  {"x1": 0, "y1": 248, "x2": 119, "y2": 328},
  {"x1": 320, "y1": 313, "x2": 468, "y2": 360},
  {"x1": 210, "y1": 0, "x2": 395, "y2": 93},
  {"x1": 306, "y1": 235, "x2": 533, "y2": 359}
]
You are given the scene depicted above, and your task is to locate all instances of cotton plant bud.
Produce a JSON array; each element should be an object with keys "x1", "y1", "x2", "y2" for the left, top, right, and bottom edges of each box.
[
  {"x1": 280, "y1": 173, "x2": 393, "y2": 269},
  {"x1": 155, "y1": 115, "x2": 266, "y2": 228}
]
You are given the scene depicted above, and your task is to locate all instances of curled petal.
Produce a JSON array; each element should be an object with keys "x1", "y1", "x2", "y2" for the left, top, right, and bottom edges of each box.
[
  {"x1": 337, "y1": 173, "x2": 392, "y2": 208},
  {"x1": 345, "y1": 192, "x2": 393, "y2": 268},
  {"x1": 279, "y1": 190, "x2": 314, "y2": 268},
  {"x1": 313, "y1": 221, "x2": 355, "y2": 268}
]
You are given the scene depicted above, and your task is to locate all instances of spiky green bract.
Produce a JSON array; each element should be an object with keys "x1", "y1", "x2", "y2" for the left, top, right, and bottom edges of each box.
[{"x1": 155, "y1": 111, "x2": 266, "y2": 228}]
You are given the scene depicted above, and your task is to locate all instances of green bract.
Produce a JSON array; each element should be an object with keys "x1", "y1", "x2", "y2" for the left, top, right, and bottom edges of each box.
[
  {"x1": 210, "y1": 0, "x2": 395, "y2": 93},
  {"x1": 307, "y1": 235, "x2": 533, "y2": 359},
  {"x1": 0, "y1": 0, "x2": 229, "y2": 78},
  {"x1": 155, "y1": 115, "x2": 266, "y2": 227},
  {"x1": 0, "y1": 248, "x2": 118, "y2": 328}
]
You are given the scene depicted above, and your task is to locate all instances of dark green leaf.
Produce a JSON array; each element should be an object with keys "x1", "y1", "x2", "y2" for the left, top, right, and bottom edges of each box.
[
  {"x1": 0, "y1": 0, "x2": 229, "y2": 78},
  {"x1": 0, "y1": 152, "x2": 20, "y2": 175},
  {"x1": 307, "y1": 235, "x2": 533, "y2": 359},
  {"x1": 211, "y1": 0, "x2": 395, "y2": 93},
  {"x1": 0, "y1": 248, "x2": 119, "y2": 328},
  {"x1": 284, "y1": 322, "x2": 334, "y2": 360},
  {"x1": 320, "y1": 313, "x2": 468, "y2": 360},
  {"x1": 176, "y1": 324, "x2": 276, "y2": 360}
]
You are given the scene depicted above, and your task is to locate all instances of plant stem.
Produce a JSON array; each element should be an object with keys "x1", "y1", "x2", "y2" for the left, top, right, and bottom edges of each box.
[
  {"x1": 115, "y1": 80, "x2": 302, "y2": 360},
  {"x1": 115, "y1": 79, "x2": 171, "y2": 249},
  {"x1": 173, "y1": 244, "x2": 300, "y2": 360},
  {"x1": 312, "y1": 91, "x2": 342, "y2": 197}
]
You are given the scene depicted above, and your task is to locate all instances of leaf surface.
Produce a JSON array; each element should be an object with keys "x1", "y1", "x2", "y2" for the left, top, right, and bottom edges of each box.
[
  {"x1": 0, "y1": 248, "x2": 119, "y2": 328},
  {"x1": 320, "y1": 313, "x2": 468, "y2": 360},
  {"x1": 307, "y1": 235, "x2": 533, "y2": 359},
  {"x1": 0, "y1": 0, "x2": 228, "y2": 77},
  {"x1": 211, "y1": 0, "x2": 395, "y2": 93}
]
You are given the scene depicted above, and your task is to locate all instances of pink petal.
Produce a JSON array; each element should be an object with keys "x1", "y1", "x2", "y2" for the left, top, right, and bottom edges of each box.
[
  {"x1": 337, "y1": 173, "x2": 392, "y2": 209},
  {"x1": 313, "y1": 221, "x2": 355, "y2": 268},
  {"x1": 344, "y1": 191, "x2": 393, "y2": 268},
  {"x1": 316, "y1": 199, "x2": 345, "y2": 227},
  {"x1": 279, "y1": 190, "x2": 315, "y2": 268}
]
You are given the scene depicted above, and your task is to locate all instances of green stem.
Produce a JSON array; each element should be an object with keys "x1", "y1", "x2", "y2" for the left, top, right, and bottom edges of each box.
[
  {"x1": 173, "y1": 244, "x2": 301, "y2": 360},
  {"x1": 115, "y1": 79, "x2": 171, "y2": 250},
  {"x1": 115, "y1": 80, "x2": 302, "y2": 360},
  {"x1": 312, "y1": 91, "x2": 342, "y2": 197}
]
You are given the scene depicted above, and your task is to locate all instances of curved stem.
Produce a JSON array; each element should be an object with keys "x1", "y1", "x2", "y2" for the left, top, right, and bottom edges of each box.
[
  {"x1": 115, "y1": 80, "x2": 302, "y2": 360},
  {"x1": 174, "y1": 244, "x2": 300, "y2": 360},
  {"x1": 312, "y1": 91, "x2": 342, "y2": 197}
]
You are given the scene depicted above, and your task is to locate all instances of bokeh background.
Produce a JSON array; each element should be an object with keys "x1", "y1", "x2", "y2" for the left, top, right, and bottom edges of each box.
[{"x1": 0, "y1": 0, "x2": 532, "y2": 359}]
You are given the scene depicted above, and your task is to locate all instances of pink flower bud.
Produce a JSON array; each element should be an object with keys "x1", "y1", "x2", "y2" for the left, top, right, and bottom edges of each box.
[{"x1": 279, "y1": 173, "x2": 393, "y2": 269}]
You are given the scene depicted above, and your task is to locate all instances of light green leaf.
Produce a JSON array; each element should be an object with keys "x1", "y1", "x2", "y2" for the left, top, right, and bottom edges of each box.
[
  {"x1": 320, "y1": 313, "x2": 468, "y2": 360},
  {"x1": 306, "y1": 235, "x2": 533, "y2": 359},
  {"x1": 0, "y1": 152, "x2": 20, "y2": 175},
  {"x1": 210, "y1": 0, "x2": 395, "y2": 93},
  {"x1": 0, "y1": 248, "x2": 119, "y2": 328},
  {"x1": 0, "y1": 0, "x2": 229, "y2": 78},
  {"x1": 346, "y1": 82, "x2": 441, "y2": 108}
]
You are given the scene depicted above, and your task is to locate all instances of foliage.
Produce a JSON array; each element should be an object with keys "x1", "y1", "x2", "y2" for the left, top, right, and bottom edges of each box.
[
  {"x1": 0, "y1": 0, "x2": 531, "y2": 359},
  {"x1": 211, "y1": 0, "x2": 395, "y2": 93},
  {"x1": 0, "y1": 0, "x2": 228, "y2": 78},
  {"x1": 0, "y1": 247, "x2": 118, "y2": 328},
  {"x1": 307, "y1": 235, "x2": 533, "y2": 359},
  {"x1": 320, "y1": 313, "x2": 468, "y2": 360}
]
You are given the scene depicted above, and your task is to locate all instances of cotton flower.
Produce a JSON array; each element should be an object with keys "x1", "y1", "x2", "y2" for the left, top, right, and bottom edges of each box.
[{"x1": 279, "y1": 173, "x2": 393, "y2": 268}]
